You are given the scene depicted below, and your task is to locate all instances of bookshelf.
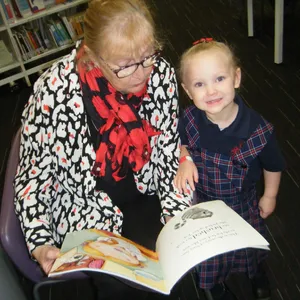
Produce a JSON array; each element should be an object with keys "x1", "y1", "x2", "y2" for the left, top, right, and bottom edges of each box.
[{"x1": 0, "y1": 0, "x2": 88, "y2": 87}]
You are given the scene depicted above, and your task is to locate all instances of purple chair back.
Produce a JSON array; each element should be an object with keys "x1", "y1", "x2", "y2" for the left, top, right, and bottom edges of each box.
[
  {"x1": 0, "y1": 128, "x2": 43, "y2": 283},
  {"x1": 0, "y1": 128, "x2": 88, "y2": 284}
]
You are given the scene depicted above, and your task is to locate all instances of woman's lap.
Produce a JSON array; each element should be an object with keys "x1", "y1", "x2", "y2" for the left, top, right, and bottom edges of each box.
[
  {"x1": 121, "y1": 194, "x2": 163, "y2": 250},
  {"x1": 88, "y1": 194, "x2": 164, "y2": 299}
]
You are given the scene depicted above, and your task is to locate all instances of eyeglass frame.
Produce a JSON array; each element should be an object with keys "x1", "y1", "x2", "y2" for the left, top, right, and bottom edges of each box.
[{"x1": 98, "y1": 50, "x2": 161, "y2": 79}]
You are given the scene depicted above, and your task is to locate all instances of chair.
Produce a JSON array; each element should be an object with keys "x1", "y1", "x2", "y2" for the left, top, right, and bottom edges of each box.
[
  {"x1": 0, "y1": 246, "x2": 28, "y2": 300},
  {"x1": 0, "y1": 128, "x2": 88, "y2": 300}
]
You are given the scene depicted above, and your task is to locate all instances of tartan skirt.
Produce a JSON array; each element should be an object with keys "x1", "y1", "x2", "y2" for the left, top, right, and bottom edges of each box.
[{"x1": 195, "y1": 187, "x2": 268, "y2": 289}]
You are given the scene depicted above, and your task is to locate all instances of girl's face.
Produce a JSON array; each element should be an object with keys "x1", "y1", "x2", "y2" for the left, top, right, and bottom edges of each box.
[
  {"x1": 98, "y1": 44, "x2": 155, "y2": 94},
  {"x1": 182, "y1": 49, "x2": 241, "y2": 118}
]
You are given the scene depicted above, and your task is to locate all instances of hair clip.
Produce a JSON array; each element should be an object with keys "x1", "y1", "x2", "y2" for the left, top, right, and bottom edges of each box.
[{"x1": 193, "y1": 38, "x2": 213, "y2": 45}]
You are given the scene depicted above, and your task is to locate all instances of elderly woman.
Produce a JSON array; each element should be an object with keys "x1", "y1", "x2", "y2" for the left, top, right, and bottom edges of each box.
[{"x1": 14, "y1": 0, "x2": 192, "y2": 298}]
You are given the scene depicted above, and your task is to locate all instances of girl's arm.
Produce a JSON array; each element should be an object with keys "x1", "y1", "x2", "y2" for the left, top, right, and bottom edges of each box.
[
  {"x1": 174, "y1": 145, "x2": 198, "y2": 194},
  {"x1": 259, "y1": 170, "x2": 282, "y2": 218}
]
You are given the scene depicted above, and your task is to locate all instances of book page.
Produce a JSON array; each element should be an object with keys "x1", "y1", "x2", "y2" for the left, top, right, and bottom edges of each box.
[
  {"x1": 156, "y1": 200, "x2": 270, "y2": 291},
  {"x1": 49, "y1": 229, "x2": 170, "y2": 294}
]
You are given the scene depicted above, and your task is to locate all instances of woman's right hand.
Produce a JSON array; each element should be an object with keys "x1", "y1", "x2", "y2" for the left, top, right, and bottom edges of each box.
[
  {"x1": 32, "y1": 245, "x2": 60, "y2": 275},
  {"x1": 174, "y1": 161, "x2": 198, "y2": 193}
]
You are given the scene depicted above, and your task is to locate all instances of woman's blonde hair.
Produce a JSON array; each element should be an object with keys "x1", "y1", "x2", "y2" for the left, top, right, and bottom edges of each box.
[
  {"x1": 84, "y1": 0, "x2": 160, "y2": 60},
  {"x1": 179, "y1": 40, "x2": 240, "y2": 83}
]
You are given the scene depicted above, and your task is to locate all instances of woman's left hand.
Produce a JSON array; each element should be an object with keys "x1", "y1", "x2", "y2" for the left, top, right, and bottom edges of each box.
[{"x1": 258, "y1": 195, "x2": 276, "y2": 219}]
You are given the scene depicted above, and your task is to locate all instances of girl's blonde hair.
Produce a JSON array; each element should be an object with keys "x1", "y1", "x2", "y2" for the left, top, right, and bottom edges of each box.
[
  {"x1": 179, "y1": 40, "x2": 240, "y2": 82},
  {"x1": 84, "y1": 0, "x2": 161, "y2": 60}
]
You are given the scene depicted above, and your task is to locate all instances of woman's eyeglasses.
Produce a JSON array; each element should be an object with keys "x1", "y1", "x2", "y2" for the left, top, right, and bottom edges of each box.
[{"x1": 99, "y1": 51, "x2": 161, "y2": 79}]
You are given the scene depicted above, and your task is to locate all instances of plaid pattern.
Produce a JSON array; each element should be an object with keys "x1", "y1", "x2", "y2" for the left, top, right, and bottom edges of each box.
[
  {"x1": 184, "y1": 108, "x2": 274, "y2": 198},
  {"x1": 183, "y1": 107, "x2": 273, "y2": 289},
  {"x1": 195, "y1": 188, "x2": 267, "y2": 289}
]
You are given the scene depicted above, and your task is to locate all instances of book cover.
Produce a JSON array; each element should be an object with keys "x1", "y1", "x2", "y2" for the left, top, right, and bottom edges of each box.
[
  {"x1": 11, "y1": 0, "x2": 32, "y2": 18},
  {"x1": 49, "y1": 200, "x2": 270, "y2": 295}
]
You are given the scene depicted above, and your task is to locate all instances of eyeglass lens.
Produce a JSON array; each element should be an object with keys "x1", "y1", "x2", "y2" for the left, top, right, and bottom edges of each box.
[{"x1": 117, "y1": 52, "x2": 160, "y2": 78}]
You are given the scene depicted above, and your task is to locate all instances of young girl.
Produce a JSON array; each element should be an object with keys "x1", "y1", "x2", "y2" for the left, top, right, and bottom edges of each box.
[{"x1": 174, "y1": 39, "x2": 285, "y2": 300}]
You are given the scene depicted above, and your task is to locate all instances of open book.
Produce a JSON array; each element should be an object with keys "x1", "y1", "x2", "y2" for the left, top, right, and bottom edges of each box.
[{"x1": 49, "y1": 200, "x2": 270, "y2": 294}]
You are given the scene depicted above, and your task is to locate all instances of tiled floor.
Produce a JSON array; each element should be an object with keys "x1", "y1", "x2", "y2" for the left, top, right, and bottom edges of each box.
[{"x1": 1, "y1": 0, "x2": 300, "y2": 299}]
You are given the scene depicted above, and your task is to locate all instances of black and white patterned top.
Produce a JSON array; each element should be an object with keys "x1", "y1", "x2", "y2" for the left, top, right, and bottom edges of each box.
[{"x1": 14, "y1": 47, "x2": 192, "y2": 253}]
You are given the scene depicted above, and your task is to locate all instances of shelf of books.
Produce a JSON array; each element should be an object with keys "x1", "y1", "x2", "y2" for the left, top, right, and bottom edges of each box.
[
  {"x1": 9, "y1": 0, "x2": 88, "y2": 27},
  {"x1": 0, "y1": 0, "x2": 88, "y2": 87},
  {"x1": 23, "y1": 42, "x2": 75, "y2": 64}
]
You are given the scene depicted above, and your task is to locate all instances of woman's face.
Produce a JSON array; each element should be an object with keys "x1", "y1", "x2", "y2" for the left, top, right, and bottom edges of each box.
[{"x1": 98, "y1": 44, "x2": 156, "y2": 94}]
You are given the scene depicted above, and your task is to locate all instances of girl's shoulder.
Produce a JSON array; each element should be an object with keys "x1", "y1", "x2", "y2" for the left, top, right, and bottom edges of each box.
[
  {"x1": 247, "y1": 107, "x2": 273, "y2": 130},
  {"x1": 183, "y1": 105, "x2": 198, "y2": 117},
  {"x1": 235, "y1": 95, "x2": 272, "y2": 128}
]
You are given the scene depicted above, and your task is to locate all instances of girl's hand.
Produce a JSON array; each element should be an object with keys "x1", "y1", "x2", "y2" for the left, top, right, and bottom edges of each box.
[
  {"x1": 32, "y1": 245, "x2": 60, "y2": 274},
  {"x1": 165, "y1": 216, "x2": 172, "y2": 223},
  {"x1": 174, "y1": 161, "x2": 198, "y2": 193},
  {"x1": 258, "y1": 195, "x2": 276, "y2": 219}
]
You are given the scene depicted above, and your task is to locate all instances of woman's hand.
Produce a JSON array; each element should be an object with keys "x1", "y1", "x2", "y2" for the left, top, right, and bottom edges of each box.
[
  {"x1": 174, "y1": 161, "x2": 198, "y2": 193},
  {"x1": 32, "y1": 245, "x2": 60, "y2": 275},
  {"x1": 258, "y1": 195, "x2": 276, "y2": 219}
]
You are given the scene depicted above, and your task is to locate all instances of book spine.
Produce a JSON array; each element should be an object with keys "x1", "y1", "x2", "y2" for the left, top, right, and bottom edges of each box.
[
  {"x1": 10, "y1": 0, "x2": 22, "y2": 18},
  {"x1": 1, "y1": 0, "x2": 15, "y2": 22},
  {"x1": 27, "y1": 29, "x2": 42, "y2": 54},
  {"x1": 17, "y1": 32, "x2": 31, "y2": 59},
  {"x1": 47, "y1": 25, "x2": 59, "y2": 47},
  {"x1": 37, "y1": 18, "x2": 51, "y2": 49},
  {"x1": 55, "y1": 20, "x2": 70, "y2": 44},
  {"x1": 22, "y1": 27, "x2": 38, "y2": 55},
  {"x1": 20, "y1": 29, "x2": 34, "y2": 58},
  {"x1": 52, "y1": 22, "x2": 65, "y2": 46},
  {"x1": 69, "y1": 18, "x2": 82, "y2": 37},
  {"x1": 55, "y1": 21, "x2": 68, "y2": 45},
  {"x1": 61, "y1": 15, "x2": 75, "y2": 40},
  {"x1": 33, "y1": 29, "x2": 45, "y2": 52},
  {"x1": 12, "y1": 32, "x2": 27, "y2": 60}
]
